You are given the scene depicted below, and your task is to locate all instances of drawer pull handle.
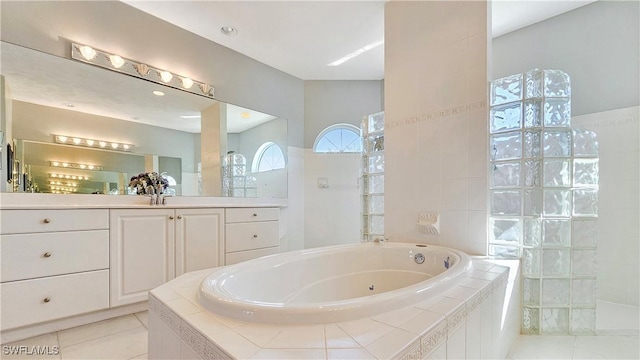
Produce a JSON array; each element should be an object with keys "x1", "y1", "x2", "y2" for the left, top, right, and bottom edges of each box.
[
  {"x1": 253, "y1": 234, "x2": 258, "y2": 238},
  {"x1": 43, "y1": 218, "x2": 51, "y2": 224},
  {"x1": 43, "y1": 252, "x2": 52, "y2": 258},
  {"x1": 43, "y1": 297, "x2": 51, "y2": 303},
  {"x1": 169, "y1": 215, "x2": 174, "y2": 220},
  {"x1": 252, "y1": 213, "x2": 258, "y2": 217},
  {"x1": 177, "y1": 215, "x2": 183, "y2": 219}
]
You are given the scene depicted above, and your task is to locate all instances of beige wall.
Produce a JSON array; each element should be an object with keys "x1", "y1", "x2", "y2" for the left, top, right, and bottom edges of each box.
[{"x1": 384, "y1": 1, "x2": 490, "y2": 255}]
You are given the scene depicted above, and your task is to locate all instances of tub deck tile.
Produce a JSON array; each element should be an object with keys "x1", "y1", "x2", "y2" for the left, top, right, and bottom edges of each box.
[
  {"x1": 371, "y1": 306, "x2": 424, "y2": 328},
  {"x1": 337, "y1": 318, "x2": 395, "y2": 348},
  {"x1": 398, "y1": 309, "x2": 445, "y2": 336},
  {"x1": 326, "y1": 348, "x2": 376, "y2": 359},
  {"x1": 264, "y1": 325, "x2": 325, "y2": 349},
  {"x1": 324, "y1": 324, "x2": 361, "y2": 349},
  {"x1": 249, "y1": 348, "x2": 326, "y2": 359},
  {"x1": 365, "y1": 327, "x2": 419, "y2": 360},
  {"x1": 233, "y1": 323, "x2": 285, "y2": 348},
  {"x1": 148, "y1": 256, "x2": 511, "y2": 360}
]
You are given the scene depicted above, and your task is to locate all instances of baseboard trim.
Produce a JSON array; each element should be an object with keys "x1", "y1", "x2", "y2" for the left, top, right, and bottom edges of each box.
[{"x1": 1, "y1": 302, "x2": 147, "y2": 344}]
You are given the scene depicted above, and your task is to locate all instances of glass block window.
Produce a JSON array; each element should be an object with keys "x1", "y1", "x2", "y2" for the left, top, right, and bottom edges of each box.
[
  {"x1": 313, "y1": 124, "x2": 362, "y2": 153},
  {"x1": 251, "y1": 142, "x2": 285, "y2": 172},
  {"x1": 490, "y1": 69, "x2": 599, "y2": 336}
]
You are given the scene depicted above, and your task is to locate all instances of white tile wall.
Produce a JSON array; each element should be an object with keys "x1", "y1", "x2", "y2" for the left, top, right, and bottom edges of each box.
[
  {"x1": 572, "y1": 106, "x2": 640, "y2": 308},
  {"x1": 284, "y1": 146, "x2": 305, "y2": 252},
  {"x1": 384, "y1": 1, "x2": 489, "y2": 255},
  {"x1": 303, "y1": 150, "x2": 361, "y2": 248}
]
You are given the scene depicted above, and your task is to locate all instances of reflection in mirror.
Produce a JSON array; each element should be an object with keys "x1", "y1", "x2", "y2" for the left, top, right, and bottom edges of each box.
[{"x1": 0, "y1": 41, "x2": 287, "y2": 197}]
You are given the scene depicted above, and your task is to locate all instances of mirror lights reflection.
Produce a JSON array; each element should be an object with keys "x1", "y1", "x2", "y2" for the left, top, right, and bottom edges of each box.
[{"x1": 1, "y1": 41, "x2": 288, "y2": 197}]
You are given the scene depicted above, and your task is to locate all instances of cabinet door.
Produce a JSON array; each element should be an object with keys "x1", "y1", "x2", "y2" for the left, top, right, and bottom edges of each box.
[
  {"x1": 110, "y1": 209, "x2": 175, "y2": 307},
  {"x1": 175, "y1": 208, "x2": 224, "y2": 276}
]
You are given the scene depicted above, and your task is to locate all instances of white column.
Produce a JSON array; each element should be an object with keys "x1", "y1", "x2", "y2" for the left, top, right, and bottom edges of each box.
[{"x1": 384, "y1": 1, "x2": 490, "y2": 254}]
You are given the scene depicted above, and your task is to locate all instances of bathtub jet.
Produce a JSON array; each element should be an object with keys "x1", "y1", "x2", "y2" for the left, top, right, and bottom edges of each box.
[{"x1": 199, "y1": 242, "x2": 472, "y2": 324}]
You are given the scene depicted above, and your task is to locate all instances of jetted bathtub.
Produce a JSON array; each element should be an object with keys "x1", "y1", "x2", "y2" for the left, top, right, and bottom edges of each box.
[{"x1": 198, "y1": 242, "x2": 472, "y2": 324}]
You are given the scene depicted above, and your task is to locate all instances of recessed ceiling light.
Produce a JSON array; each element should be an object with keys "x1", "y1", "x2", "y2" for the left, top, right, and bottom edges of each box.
[
  {"x1": 240, "y1": 112, "x2": 251, "y2": 119},
  {"x1": 180, "y1": 115, "x2": 201, "y2": 119},
  {"x1": 153, "y1": 90, "x2": 165, "y2": 96},
  {"x1": 220, "y1": 26, "x2": 238, "y2": 36}
]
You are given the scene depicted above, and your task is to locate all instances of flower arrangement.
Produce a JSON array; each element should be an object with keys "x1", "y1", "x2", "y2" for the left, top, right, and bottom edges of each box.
[{"x1": 129, "y1": 172, "x2": 169, "y2": 195}]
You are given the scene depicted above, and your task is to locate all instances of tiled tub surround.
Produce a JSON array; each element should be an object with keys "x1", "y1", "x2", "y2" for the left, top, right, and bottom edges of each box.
[{"x1": 148, "y1": 259, "x2": 516, "y2": 359}]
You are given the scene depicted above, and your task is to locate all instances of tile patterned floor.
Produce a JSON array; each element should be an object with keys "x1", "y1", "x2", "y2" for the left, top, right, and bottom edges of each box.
[
  {"x1": 2, "y1": 311, "x2": 638, "y2": 359},
  {"x1": 507, "y1": 334, "x2": 640, "y2": 360},
  {"x1": 1, "y1": 312, "x2": 148, "y2": 360}
]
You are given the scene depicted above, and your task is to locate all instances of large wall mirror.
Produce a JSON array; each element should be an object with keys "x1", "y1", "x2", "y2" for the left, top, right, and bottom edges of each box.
[{"x1": 0, "y1": 41, "x2": 287, "y2": 198}]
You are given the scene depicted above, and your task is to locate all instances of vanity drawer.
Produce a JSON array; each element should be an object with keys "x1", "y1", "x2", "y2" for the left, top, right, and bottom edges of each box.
[
  {"x1": 225, "y1": 208, "x2": 279, "y2": 224},
  {"x1": 0, "y1": 209, "x2": 109, "y2": 234},
  {"x1": 0, "y1": 269, "x2": 109, "y2": 330},
  {"x1": 1, "y1": 230, "x2": 109, "y2": 282},
  {"x1": 225, "y1": 246, "x2": 280, "y2": 265},
  {"x1": 225, "y1": 221, "x2": 279, "y2": 253}
]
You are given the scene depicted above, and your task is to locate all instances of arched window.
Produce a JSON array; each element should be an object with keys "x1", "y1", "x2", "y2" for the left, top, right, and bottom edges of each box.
[
  {"x1": 313, "y1": 124, "x2": 362, "y2": 153},
  {"x1": 252, "y1": 142, "x2": 286, "y2": 173}
]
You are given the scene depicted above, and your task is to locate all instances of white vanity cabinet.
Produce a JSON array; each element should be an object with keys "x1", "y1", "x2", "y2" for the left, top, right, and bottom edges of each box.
[
  {"x1": 109, "y1": 208, "x2": 224, "y2": 307},
  {"x1": 224, "y1": 207, "x2": 280, "y2": 265},
  {"x1": 0, "y1": 209, "x2": 110, "y2": 330}
]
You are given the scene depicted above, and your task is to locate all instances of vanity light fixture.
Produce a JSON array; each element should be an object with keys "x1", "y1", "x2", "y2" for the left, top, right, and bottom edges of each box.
[
  {"x1": 49, "y1": 181, "x2": 78, "y2": 187},
  {"x1": 54, "y1": 134, "x2": 134, "y2": 152},
  {"x1": 159, "y1": 70, "x2": 173, "y2": 83},
  {"x1": 109, "y1": 54, "x2": 125, "y2": 68},
  {"x1": 180, "y1": 77, "x2": 194, "y2": 89},
  {"x1": 79, "y1": 45, "x2": 97, "y2": 61},
  {"x1": 50, "y1": 173, "x2": 90, "y2": 181},
  {"x1": 71, "y1": 42, "x2": 215, "y2": 98},
  {"x1": 50, "y1": 161, "x2": 103, "y2": 171},
  {"x1": 50, "y1": 186, "x2": 78, "y2": 193}
]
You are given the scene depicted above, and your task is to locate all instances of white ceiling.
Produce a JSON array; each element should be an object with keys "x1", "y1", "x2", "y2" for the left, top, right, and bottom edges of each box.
[
  {"x1": 2, "y1": 1, "x2": 597, "y2": 135},
  {"x1": 123, "y1": 0, "x2": 597, "y2": 81}
]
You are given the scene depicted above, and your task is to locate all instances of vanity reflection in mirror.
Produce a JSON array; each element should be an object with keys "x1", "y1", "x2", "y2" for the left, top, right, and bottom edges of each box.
[{"x1": 0, "y1": 41, "x2": 287, "y2": 197}]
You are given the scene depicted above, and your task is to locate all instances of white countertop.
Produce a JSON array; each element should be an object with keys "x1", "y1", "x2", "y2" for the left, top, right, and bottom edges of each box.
[{"x1": 0, "y1": 193, "x2": 288, "y2": 209}]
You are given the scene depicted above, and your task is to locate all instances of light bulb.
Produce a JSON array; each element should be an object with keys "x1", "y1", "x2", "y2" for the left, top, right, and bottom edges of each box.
[
  {"x1": 72, "y1": 138, "x2": 82, "y2": 145},
  {"x1": 181, "y1": 77, "x2": 193, "y2": 89},
  {"x1": 98, "y1": 141, "x2": 107, "y2": 148},
  {"x1": 52, "y1": 162, "x2": 60, "y2": 166},
  {"x1": 122, "y1": 144, "x2": 130, "y2": 150},
  {"x1": 62, "y1": 163, "x2": 68, "y2": 167},
  {"x1": 109, "y1": 54, "x2": 125, "y2": 68},
  {"x1": 111, "y1": 143, "x2": 119, "y2": 149},
  {"x1": 86, "y1": 140, "x2": 95, "y2": 146},
  {"x1": 79, "y1": 45, "x2": 97, "y2": 60},
  {"x1": 159, "y1": 71, "x2": 173, "y2": 83},
  {"x1": 65, "y1": 175, "x2": 71, "y2": 179},
  {"x1": 79, "y1": 164, "x2": 87, "y2": 169},
  {"x1": 88, "y1": 165, "x2": 95, "y2": 170},
  {"x1": 56, "y1": 135, "x2": 68, "y2": 143}
]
